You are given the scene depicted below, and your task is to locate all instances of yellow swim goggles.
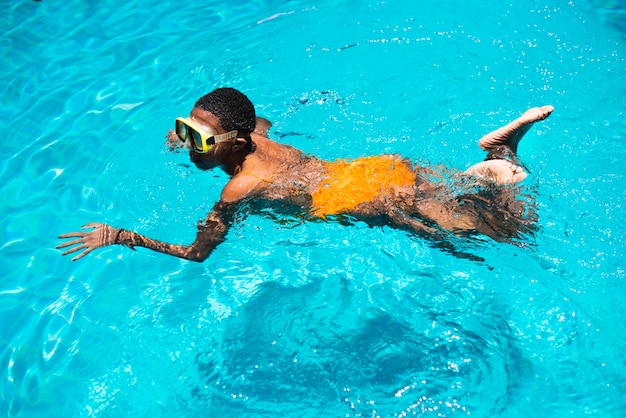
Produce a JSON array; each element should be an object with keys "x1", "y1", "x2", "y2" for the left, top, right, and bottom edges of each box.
[{"x1": 175, "y1": 117, "x2": 238, "y2": 153}]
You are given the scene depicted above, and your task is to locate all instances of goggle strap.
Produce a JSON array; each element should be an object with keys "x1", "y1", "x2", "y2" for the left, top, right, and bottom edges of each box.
[{"x1": 209, "y1": 130, "x2": 239, "y2": 145}]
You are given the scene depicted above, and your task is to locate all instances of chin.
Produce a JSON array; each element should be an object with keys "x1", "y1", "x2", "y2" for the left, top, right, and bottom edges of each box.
[
  {"x1": 192, "y1": 160, "x2": 217, "y2": 171},
  {"x1": 189, "y1": 152, "x2": 217, "y2": 170}
]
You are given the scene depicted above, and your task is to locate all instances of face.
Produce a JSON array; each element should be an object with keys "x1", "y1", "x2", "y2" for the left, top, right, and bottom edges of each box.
[{"x1": 185, "y1": 107, "x2": 228, "y2": 170}]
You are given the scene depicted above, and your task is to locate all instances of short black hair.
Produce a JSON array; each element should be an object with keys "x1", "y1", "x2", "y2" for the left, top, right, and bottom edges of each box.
[{"x1": 195, "y1": 88, "x2": 256, "y2": 135}]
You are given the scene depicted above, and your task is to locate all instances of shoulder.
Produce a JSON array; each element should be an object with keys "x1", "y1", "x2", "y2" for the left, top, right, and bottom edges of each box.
[
  {"x1": 220, "y1": 152, "x2": 279, "y2": 203},
  {"x1": 221, "y1": 171, "x2": 268, "y2": 203},
  {"x1": 254, "y1": 117, "x2": 272, "y2": 137},
  {"x1": 220, "y1": 137, "x2": 307, "y2": 203},
  {"x1": 252, "y1": 135, "x2": 306, "y2": 163}
]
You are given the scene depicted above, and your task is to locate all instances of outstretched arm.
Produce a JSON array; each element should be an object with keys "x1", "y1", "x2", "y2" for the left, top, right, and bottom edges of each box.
[{"x1": 57, "y1": 201, "x2": 238, "y2": 262}]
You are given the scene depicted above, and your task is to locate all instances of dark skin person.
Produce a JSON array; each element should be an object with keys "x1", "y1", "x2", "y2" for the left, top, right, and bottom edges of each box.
[{"x1": 58, "y1": 105, "x2": 554, "y2": 262}]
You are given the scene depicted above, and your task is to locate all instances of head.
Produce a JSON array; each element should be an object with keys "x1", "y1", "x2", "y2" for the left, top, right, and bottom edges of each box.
[
  {"x1": 180, "y1": 88, "x2": 256, "y2": 171},
  {"x1": 195, "y1": 87, "x2": 256, "y2": 147}
]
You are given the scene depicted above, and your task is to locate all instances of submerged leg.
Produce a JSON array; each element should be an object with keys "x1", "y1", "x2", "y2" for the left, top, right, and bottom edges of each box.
[{"x1": 465, "y1": 105, "x2": 554, "y2": 184}]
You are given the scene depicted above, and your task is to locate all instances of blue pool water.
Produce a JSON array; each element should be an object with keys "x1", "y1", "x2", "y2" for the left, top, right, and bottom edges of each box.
[{"x1": 1, "y1": 0, "x2": 625, "y2": 416}]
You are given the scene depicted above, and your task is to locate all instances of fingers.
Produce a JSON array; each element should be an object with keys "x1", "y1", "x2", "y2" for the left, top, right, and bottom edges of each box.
[
  {"x1": 56, "y1": 238, "x2": 84, "y2": 249},
  {"x1": 58, "y1": 232, "x2": 85, "y2": 239},
  {"x1": 58, "y1": 223, "x2": 100, "y2": 240},
  {"x1": 57, "y1": 238, "x2": 96, "y2": 261},
  {"x1": 57, "y1": 237, "x2": 96, "y2": 261},
  {"x1": 58, "y1": 223, "x2": 108, "y2": 261},
  {"x1": 82, "y1": 222, "x2": 102, "y2": 229},
  {"x1": 165, "y1": 130, "x2": 184, "y2": 149},
  {"x1": 58, "y1": 224, "x2": 100, "y2": 239},
  {"x1": 71, "y1": 247, "x2": 93, "y2": 262},
  {"x1": 61, "y1": 244, "x2": 85, "y2": 256}
]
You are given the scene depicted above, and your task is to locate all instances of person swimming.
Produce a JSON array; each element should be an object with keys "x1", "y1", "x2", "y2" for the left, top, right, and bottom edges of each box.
[{"x1": 57, "y1": 87, "x2": 554, "y2": 262}]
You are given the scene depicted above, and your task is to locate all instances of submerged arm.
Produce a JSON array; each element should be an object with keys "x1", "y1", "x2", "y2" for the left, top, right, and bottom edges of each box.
[{"x1": 58, "y1": 201, "x2": 238, "y2": 262}]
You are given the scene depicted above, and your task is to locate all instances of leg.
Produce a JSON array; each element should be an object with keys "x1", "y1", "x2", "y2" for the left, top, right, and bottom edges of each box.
[
  {"x1": 465, "y1": 105, "x2": 553, "y2": 184},
  {"x1": 383, "y1": 171, "x2": 536, "y2": 244}
]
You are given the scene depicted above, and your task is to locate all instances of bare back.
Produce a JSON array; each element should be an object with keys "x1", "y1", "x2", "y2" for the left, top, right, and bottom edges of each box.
[{"x1": 223, "y1": 135, "x2": 325, "y2": 207}]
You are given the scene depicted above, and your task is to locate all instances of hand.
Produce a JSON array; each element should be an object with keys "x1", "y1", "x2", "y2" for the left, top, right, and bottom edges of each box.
[
  {"x1": 57, "y1": 222, "x2": 121, "y2": 261},
  {"x1": 165, "y1": 129, "x2": 183, "y2": 150}
]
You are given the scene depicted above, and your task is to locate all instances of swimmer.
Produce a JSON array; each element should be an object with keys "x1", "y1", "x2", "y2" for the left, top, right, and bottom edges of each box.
[{"x1": 57, "y1": 88, "x2": 554, "y2": 262}]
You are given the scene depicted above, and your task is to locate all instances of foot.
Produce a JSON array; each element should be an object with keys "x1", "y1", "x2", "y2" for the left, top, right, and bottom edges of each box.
[
  {"x1": 478, "y1": 105, "x2": 554, "y2": 154},
  {"x1": 465, "y1": 160, "x2": 528, "y2": 184}
]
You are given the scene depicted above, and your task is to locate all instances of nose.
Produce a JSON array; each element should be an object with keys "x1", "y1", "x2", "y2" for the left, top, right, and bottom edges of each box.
[{"x1": 181, "y1": 137, "x2": 192, "y2": 151}]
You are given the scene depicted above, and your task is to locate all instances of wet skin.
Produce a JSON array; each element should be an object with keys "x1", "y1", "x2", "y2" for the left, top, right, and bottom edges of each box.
[{"x1": 58, "y1": 106, "x2": 551, "y2": 262}]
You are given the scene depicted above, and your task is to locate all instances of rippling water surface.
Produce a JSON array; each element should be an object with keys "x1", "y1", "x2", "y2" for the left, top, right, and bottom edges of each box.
[{"x1": 1, "y1": 0, "x2": 625, "y2": 416}]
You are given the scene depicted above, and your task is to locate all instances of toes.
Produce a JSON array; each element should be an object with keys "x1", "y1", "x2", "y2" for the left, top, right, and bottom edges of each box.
[
  {"x1": 539, "y1": 105, "x2": 554, "y2": 119},
  {"x1": 521, "y1": 105, "x2": 554, "y2": 123},
  {"x1": 511, "y1": 170, "x2": 528, "y2": 183}
]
